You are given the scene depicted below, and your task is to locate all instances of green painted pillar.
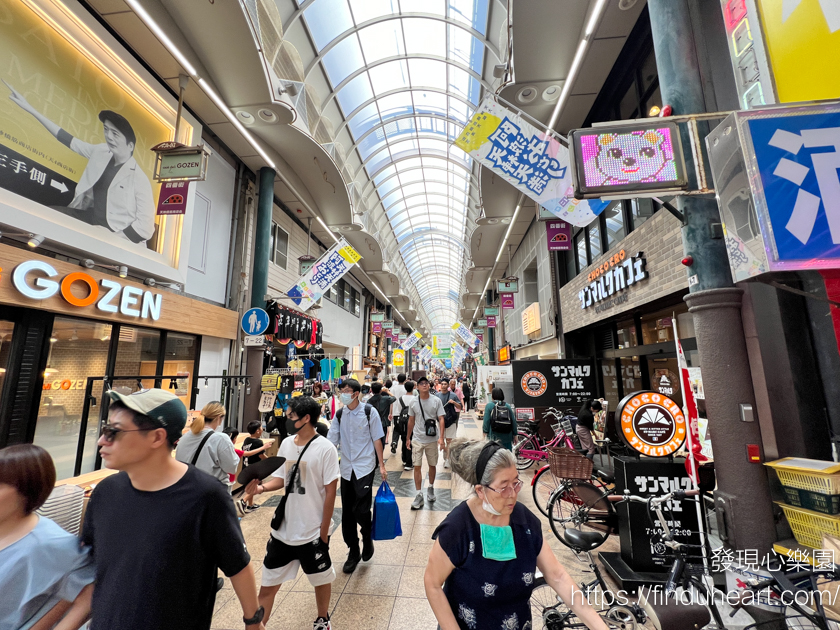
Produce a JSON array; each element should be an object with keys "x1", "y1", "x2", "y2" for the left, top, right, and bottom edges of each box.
[
  {"x1": 649, "y1": 0, "x2": 775, "y2": 553},
  {"x1": 252, "y1": 167, "x2": 275, "y2": 309}
]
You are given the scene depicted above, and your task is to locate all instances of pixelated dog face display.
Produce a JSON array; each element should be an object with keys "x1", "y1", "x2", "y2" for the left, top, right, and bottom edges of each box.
[{"x1": 570, "y1": 123, "x2": 686, "y2": 197}]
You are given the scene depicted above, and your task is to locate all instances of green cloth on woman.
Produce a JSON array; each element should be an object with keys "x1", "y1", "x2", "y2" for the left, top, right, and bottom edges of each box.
[{"x1": 483, "y1": 401, "x2": 515, "y2": 450}]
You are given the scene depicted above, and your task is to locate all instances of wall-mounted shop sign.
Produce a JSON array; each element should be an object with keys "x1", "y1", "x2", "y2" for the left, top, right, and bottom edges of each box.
[
  {"x1": 498, "y1": 279, "x2": 519, "y2": 293},
  {"x1": 487, "y1": 316, "x2": 497, "y2": 328},
  {"x1": 568, "y1": 122, "x2": 688, "y2": 199},
  {"x1": 512, "y1": 359, "x2": 597, "y2": 407},
  {"x1": 370, "y1": 312, "x2": 385, "y2": 322},
  {"x1": 522, "y1": 303, "x2": 541, "y2": 334},
  {"x1": 616, "y1": 391, "x2": 687, "y2": 457},
  {"x1": 12, "y1": 260, "x2": 162, "y2": 320},
  {"x1": 484, "y1": 307, "x2": 499, "y2": 316},
  {"x1": 477, "y1": 318, "x2": 487, "y2": 327},
  {"x1": 156, "y1": 181, "x2": 189, "y2": 215},
  {"x1": 578, "y1": 250, "x2": 648, "y2": 311},
  {"x1": 707, "y1": 102, "x2": 840, "y2": 281},
  {"x1": 546, "y1": 220, "x2": 572, "y2": 251},
  {"x1": 500, "y1": 292, "x2": 515, "y2": 310},
  {"x1": 153, "y1": 145, "x2": 211, "y2": 182},
  {"x1": 498, "y1": 345, "x2": 511, "y2": 363}
]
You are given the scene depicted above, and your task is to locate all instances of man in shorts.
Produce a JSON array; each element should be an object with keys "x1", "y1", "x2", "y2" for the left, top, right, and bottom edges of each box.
[
  {"x1": 406, "y1": 376, "x2": 445, "y2": 510},
  {"x1": 246, "y1": 396, "x2": 340, "y2": 630}
]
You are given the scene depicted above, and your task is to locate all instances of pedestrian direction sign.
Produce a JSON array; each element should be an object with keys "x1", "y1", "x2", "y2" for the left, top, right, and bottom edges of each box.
[{"x1": 241, "y1": 308, "x2": 269, "y2": 336}]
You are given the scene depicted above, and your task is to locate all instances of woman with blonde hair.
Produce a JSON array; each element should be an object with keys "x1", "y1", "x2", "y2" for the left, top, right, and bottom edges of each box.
[
  {"x1": 424, "y1": 439, "x2": 608, "y2": 630},
  {"x1": 175, "y1": 401, "x2": 240, "y2": 490}
]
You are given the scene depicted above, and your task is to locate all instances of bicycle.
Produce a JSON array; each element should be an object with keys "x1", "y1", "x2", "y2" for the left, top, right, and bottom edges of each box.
[
  {"x1": 545, "y1": 476, "x2": 620, "y2": 551},
  {"x1": 514, "y1": 408, "x2": 578, "y2": 471},
  {"x1": 529, "y1": 528, "x2": 646, "y2": 629},
  {"x1": 531, "y1": 461, "x2": 614, "y2": 519}
]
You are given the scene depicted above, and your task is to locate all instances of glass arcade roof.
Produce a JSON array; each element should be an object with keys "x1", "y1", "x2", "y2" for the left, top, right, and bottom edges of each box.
[{"x1": 295, "y1": 0, "x2": 491, "y2": 329}]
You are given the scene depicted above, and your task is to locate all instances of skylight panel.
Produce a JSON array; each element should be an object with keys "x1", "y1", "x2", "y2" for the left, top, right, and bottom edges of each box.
[
  {"x1": 336, "y1": 74, "x2": 374, "y2": 116},
  {"x1": 349, "y1": 0, "x2": 398, "y2": 24},
  {"x1": 402, "y1": 18, "x2": 445, "y2": 56},
  {"x1": 323, "y1": 36, "x2": 366, "y2": 85},
  {"x1": 348, "y1": 103, "x2": 382, "y2": 138},
  {"x1": 303, "y1": 0, "x2": 354, "y2": 51},
  {"x1": 359, "y1": 21, "x2": 405, "y2": 63},
  {"x1": 407, "y1": 59, "x2": 447, "y2": 91}
]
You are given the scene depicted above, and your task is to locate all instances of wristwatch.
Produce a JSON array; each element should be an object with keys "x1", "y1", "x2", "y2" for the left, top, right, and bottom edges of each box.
[{"x1": 243, "y1": 606, "x2": 265, "y2": 626}]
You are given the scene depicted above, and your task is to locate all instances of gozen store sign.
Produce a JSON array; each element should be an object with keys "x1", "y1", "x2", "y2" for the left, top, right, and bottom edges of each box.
[
  {"x1": 512, "y1": 359, "x2": 597, "y2": 408},
  {"x1": 616, "y1": 391, "x2": 687, "y2": 457}
]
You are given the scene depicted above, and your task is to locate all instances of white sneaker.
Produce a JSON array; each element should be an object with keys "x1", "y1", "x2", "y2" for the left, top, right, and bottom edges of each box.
[
  {"x1": 411, "y1": 492, "x2": 424, "y2": 510},
  {"x1": 427, "y1": 487, "x2": 436, "y2": 503}
]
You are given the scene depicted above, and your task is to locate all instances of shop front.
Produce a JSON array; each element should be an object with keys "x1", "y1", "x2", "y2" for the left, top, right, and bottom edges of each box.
[
  {"x1": 0, "y1": 244, "x2": 238, "y2": 479},
  {"x1": 558, "y1": 211, "x2": 706, "y2": 425}
]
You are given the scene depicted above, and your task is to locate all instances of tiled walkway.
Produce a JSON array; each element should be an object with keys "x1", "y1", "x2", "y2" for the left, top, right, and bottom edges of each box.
[{"x1": 211, "y1": 412, "x2": 642, "y2": 630}]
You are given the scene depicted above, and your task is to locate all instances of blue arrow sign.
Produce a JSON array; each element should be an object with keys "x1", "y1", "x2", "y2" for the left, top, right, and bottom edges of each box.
[{"x1": 241, "y1": 308, "x2": 270, "y2": 336}]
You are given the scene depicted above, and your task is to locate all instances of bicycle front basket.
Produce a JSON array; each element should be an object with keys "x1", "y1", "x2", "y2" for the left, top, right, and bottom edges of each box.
[{"x1": 548, "y1": 447, "x2": 593, "y2": 480}]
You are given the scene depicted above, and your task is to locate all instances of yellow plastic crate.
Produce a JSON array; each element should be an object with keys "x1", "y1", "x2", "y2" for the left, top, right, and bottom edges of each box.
[
  {"x1": 776, "y1": 502, "x2": 840, "y2": 549},
  {"x1": 766, "y1": 458, "x2": 840, "y2": 494}
]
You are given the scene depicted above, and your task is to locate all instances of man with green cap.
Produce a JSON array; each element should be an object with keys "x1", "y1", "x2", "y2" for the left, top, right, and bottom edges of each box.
[{"x1": 81, "y1": 388, "x2": 265, "y2": 630}]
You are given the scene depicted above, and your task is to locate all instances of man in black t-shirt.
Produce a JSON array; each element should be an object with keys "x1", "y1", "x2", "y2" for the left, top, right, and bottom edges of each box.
[{"x1": 82, "y1": 389, "x2": 265, "y2": 630}]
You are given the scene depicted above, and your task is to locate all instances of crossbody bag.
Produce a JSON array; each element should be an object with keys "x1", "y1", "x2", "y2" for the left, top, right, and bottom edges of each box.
[{"x1": 270, "y1": 434, "x2": 320, "y2": 531}]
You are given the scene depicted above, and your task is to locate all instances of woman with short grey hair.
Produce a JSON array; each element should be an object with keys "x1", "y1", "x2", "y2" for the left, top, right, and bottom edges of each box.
[{"x1": 424, "y1": 439, "x2": 608, "y2": 630}]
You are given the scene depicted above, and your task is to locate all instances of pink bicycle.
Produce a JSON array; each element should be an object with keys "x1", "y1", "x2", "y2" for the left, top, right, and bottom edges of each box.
[{"x1": 513, "y1": 408, "x2": 577, "y2": 471}]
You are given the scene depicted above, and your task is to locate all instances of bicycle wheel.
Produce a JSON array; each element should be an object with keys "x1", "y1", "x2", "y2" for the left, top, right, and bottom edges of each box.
[
  {"x1": 547, "y1": 480, "x2": 617, "y2": 551},
  {"x1": 532, "y1": 466, "x2": 563, "y2": 518},
  {"x1": 530, "y1": 577, "x2": 574, "y2": 630},
  {"x1": 604, "y1": 606, "x2": 638, "y2": 629},
  {"x1": 515, "y1": 434, "x2": 541, "y2": 470}
]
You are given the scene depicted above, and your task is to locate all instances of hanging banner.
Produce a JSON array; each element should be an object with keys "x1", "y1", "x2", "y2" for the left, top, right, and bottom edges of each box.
[
  {"x1": 498, "y1": 279, "x2": 519, "y2": 293},
  {"x1": 500, "y1": 292, "x2": 515, "y2": 310},
  {"x1": 477, "y1": 318, "x2": 488, "y2": 327},
  {"x1": 393, "y1": 348, "x2": 405, "y2": 367},
  {"x1": 432, "y1": 334, "x2": 451, "y2": 359},
  {"x1": 370, "y1": 312, "x2": 385, "y2": 322},
  {"x1": 287, "y1": 238, "x2": 362, "y2": 311},
  {"x1": 402, "y1": 330, "x2": 422, "y2": 351},
  {"x1": 673, "y1": 318, "x2": 709, "y2": 481},
  {"x1": 156, "y1": 181, "x2": 189, "y2": 215},
  {"x1": 476, "y1": 332, "x2": 484, "y2": 344},
  {"x1": 383, "y1": 320, "x2": 394, "y2": 330},
  {"x1": 453, "y1": 95, "x2": 609, "y2": 226},
  {"x1": 484, "y1": 307, "x2": 499, "y2": 316},
  {"x1": 451, "y1": 322, "x2": 479, "y2": 347},
  {"x1": 487, "y1": 316, "x2": 497, "y2": 328},
  {"x1": 546, "y1": 219, "x2": 572, "y2": 251},
  {"x1": 371, "y1": 322, "x2": 382, "y2": 334}
]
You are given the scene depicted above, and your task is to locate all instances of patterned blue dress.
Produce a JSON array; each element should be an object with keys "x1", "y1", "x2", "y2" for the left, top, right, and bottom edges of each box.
[{"x1": 432, "y1": 501, "x2": 543, "y2": 630}]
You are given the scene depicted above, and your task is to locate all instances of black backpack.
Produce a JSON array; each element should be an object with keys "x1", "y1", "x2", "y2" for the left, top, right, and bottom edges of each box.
[
  {"x1": 395, "y1": 396, "x2": 411, "y2": 431},
  {"x1": 490, "y1": 402, "x2": 513, "y2": 434}
]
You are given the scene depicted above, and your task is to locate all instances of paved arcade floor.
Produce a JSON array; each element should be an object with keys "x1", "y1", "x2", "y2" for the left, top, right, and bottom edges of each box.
[{"x1": 211, "y1": 412, "x2": 643, "y2": 630}]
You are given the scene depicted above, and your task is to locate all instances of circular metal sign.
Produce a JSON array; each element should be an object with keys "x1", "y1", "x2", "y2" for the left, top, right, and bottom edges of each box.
[
  {"x1": 616, "y1": 390, "x2": 686, "y2": 457},
  {"x1": 520, "y1": 371, "x2": 548, "y2": 397}
]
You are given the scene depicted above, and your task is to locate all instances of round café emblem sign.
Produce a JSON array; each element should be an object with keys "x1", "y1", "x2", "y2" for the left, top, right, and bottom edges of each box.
[
  {"x1": 521, "y1": 371, "x2": 548, "y2": 397},
  {"x1": 616, "y1": 391, "x2": 686, "y2": 457}
]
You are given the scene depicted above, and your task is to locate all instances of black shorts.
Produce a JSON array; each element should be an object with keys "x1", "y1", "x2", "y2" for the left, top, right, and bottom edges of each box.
[{"x1": 261, "y1": 535, "x2": 333, "y2": 587}]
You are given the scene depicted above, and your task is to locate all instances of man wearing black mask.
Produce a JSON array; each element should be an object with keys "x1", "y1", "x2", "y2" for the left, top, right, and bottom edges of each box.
[{"x1": 246, "y1": 396, "x2": 340, "y2": 630}]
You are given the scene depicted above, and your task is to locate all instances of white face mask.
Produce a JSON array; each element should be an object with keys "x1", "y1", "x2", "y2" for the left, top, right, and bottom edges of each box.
[
  {"x1": 340, "y1": 393, "x2": 354, "y2": 405},
  {"x1": 481, "y1": 491, "x2": 502, "y2": 516}
]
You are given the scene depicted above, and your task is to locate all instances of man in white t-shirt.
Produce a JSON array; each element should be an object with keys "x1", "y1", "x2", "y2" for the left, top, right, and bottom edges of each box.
[
  {"x1": 389, "y1": 373, "x2": 407, "y2": 454},
  {"x1": 406, "y1": 376, "x2": 445, "y2": 510},
  {"x1": 247, "y1": 396, "x2": 340, "y2": 630}
]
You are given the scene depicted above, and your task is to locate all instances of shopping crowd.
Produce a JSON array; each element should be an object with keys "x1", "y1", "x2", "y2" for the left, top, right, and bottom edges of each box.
[{"x1": 0, "y1": 372, "x2": 607, "y2": 630}]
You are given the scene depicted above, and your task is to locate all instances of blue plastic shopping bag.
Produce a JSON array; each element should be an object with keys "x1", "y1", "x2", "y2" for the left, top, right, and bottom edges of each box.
[{"x1": 371, "y1": 481, "x2": 402, "y2": 540}]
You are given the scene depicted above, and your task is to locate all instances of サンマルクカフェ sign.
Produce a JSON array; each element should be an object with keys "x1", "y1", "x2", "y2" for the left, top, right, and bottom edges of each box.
[
  {"x1": 512, "y1": 359, "x2": 597, "y2": 408},
  {"x1": 578, "y1": 249, "x2": 648, "y2": 311}
]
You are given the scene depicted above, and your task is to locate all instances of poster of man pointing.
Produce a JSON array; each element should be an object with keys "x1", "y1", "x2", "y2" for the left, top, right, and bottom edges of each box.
[{"x1": 0, "y1": 0, "x2": 174, "y2": 256}]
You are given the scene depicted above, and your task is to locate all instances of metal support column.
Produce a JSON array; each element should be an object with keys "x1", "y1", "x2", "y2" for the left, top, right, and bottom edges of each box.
[
  {"x1": 649, "y1": 0, "x2": 775, "y2": 552},
  {"x1": 252, "y1": 167, "x2": 275, "y2": 309}
]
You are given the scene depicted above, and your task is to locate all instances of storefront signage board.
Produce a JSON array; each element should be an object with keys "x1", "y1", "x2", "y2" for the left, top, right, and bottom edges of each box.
[
  {"x1": 708, "y1": 103, "x2": 840, "y2": 281},
  {"x1": 487, "y1": 316, "x2": 497, "y2": 328},
  {"x1": 512, "y1": 359, "x2": 596, "y2": 408},
  {"x1": 371, "y1": 322, "x2": 382, "y2": 334},
  {"x1": 522, "y1": 303, "x2": 541, "y2": 334},
  {"x1": 500, "y1": 292, "x2": 515, "y2": 310},
  {"x1": 546, "y1": 220, "x2": 572, "y2": 251},
  {"x1": 484, "y1": 307, "x2": 499, "y2": 316},
  {"x1": 0, "y1": 244, "x2": 237, "y2": 338},
  {"x1": 393, "y1": 349, "x2": 405, "y2": 367},
  {"x1": 156, "y1": 181, "x2": 190, "y2": 215},
  {"x1": 241, "y1": 308, "x2": 269, "y2": 336},
  {"x1": 613, "y1": 457, "x2": 700, "y2": 573},
  {"x1": 370, "y1": 312, "x2": 385, "y2": 322},
  {"x1": 568, "y1": 122, "x2": 688, "y2": 199},
  {"x1": 579, "y1": 251, "x2": 648, "y2": 310},
  {"x1": 477, "y1": 318, "x2": 487, "y2": 327},
  {"x1": 155, "y1": 147, "x2": 209, "y2": 182},
  {"x1": 0, "y1": 0, "x2": 198, "y2": 280},
  {"x1": 383, "y1": 320, "x2": 394, "y2": 330},
  {"x1": 454, "y1": 95, "x2": 609, "y2": 227},
  {"x1": 497, "y1": 280, "x2": 519, "y2": 293},
  {"x1": 616, "y1": 391, "x2": 687, "y2": 458}
]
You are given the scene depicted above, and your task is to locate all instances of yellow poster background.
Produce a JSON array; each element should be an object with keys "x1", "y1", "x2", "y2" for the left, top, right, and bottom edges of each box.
[
  {"x1": 757, "y1": 0, "x2": 840, "y2": 102},
  {"x1": 0, "y1": 0, "x2": 173, "y2": 247}
]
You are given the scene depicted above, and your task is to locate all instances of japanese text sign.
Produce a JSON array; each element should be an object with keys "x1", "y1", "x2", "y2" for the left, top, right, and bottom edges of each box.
[
  {"x1": 484, "y1": 307, "x2": 499, "y2": 316},
  {"x1": 500, "y1": 292, "x2": 515, "y2": 310},
  {"x1": 546, "y1": 220, "x2": 571, "y2": 251},
  {"x1": 454, "y1": 96, "x2": 609, "y2": 226},
  {"x1": 156, "y1": 181, "x2": 189, "y2": 215},
  {"x1": 477, "y1": 318, "x2": 487, "y2": 327},
  {"x1": 512, "y1": 359, "x2": 597, "y2": 408},
  {"x1": 287, "y1": 238, "x2": 361, "y2": 311},
  {"x1": 497, "y1": 279, "x2": 519, "y2": 293},
  {"x1": 371, "y1": 322, "x2": 382, "y2": 334},
  {"x1": 487, "y1": 316, "x2": 497, "y2": 328},
  {"x1": 451, "y1": 322, "x2": 479, "y2": 347},
  {"x1": 402, "y1": 331, "x2": 422, "y2": 351}
]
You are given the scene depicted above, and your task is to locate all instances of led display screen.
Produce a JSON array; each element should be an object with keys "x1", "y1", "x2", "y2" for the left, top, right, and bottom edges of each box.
[{"x1": 569, "y1": 122, "x2": 687, "y2": 198}]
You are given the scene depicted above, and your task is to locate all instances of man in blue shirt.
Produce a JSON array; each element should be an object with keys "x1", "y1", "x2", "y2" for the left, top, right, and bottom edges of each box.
[{"x1": 327, "y1": 379, "x2": 388, "y2": 573}]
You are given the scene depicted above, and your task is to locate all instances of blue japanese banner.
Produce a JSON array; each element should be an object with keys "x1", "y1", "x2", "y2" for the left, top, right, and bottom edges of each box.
[
  {"x1": 455, "y1": 96, "x2": 609, "y2": 226},
  {"x1": 287, "y1": 238, "x2": 362, "y2": 311},
  {"x1": 748, "y1": 112, "x2": 840, "y2": 262},
  {"x1": 451, "y1": 322, "x2": 479, "y2": 347},
  {"x1": 401, "y1": 331, "x2": 422, "y2": 351}
]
